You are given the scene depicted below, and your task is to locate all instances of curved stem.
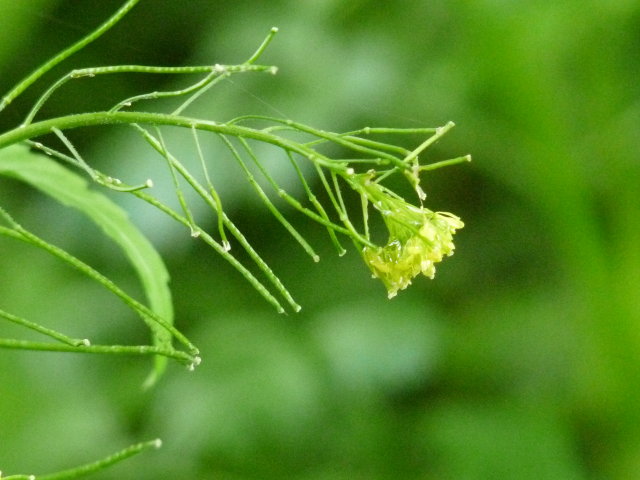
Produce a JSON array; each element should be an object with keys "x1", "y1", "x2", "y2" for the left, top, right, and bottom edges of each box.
[
  {"x1": 34, "y1": 439, "x2": 161, "y2": 480},
  {"x1": 0, "y1": 0, "x2": 141, "y2": 112},
  {"x1": 0, "y1": 209, "x2": 197, "y2": 354},
  {"x1": 24, "y1": 64, "x2": 217, "y2": 125},
  {"x1": 0, "y1": 308, "x2": 89, "y2": 347},
  {"x1": 0, "y1": 340, "x2": 194, "y2": 365},
  {"x1": 0, "y1": 112, "x2": 346, "y2": 174}
]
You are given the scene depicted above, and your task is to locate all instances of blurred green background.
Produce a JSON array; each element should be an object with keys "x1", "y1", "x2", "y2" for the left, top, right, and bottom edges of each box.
[{"x1": 1, "y1": 0, "x2": 639, "y2": 478}]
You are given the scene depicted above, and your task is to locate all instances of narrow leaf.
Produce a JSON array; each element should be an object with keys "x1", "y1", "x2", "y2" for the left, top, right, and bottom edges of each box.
[{"x1": 0, "y1": 144, "x2": 172, "y2": 385}]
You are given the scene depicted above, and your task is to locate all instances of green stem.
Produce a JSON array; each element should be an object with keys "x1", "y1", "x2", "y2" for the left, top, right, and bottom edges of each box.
[
  {"x1": 228, "y1": 115, "x2": 409, "y2": 170},
  {"x1": 154, "y1": 127, "x2": 199, "y2": 236},
  {"x1": 0, "y1": 340, "x2": 194, "y2": 364},
  {"x1": 0, "y1": 210, "x2": 197, "y2": 354},
  {"x1": 31, "y1": 439, "x2": 161, "y2": 480},
  {"x1": 286, "y1": 152, "x2": 346, "y2": 255},
  {"x1": 306, "y1": 134, "x2": 410, "y2": 157},
  {"x1": 403, "y1": 121, "x2": 456, "y2": 164},
  {"x1": 132, "y1": 190, "x2": 288, "y2": 313},
  {"x1": 0, "y1": 112, "x2": 344, "y2": 174},
  {"x1": 0, "y1": 0, "x2": 141, "y2": 112},
  {"x1": 246, "y1": 27, "x2": 279, "y2": 64},
  {"x1": 0, "y1": 308, "x2": 89, "y2": 347},
  {"x1": 228, "y1": 136, "x2": 320, "y2": 262},
  {"x1": 134, "y1": 127, "x2": 301, "y2": 312},
  {"x1": 418, "y1": 154, "x2": 472, "y2": 172},
  {"x1": 24, "y1": 64, "x2": 220, "y2": 125},
  {"x1": 192, "y1": 127, "x2": 229, "y2": 249}
]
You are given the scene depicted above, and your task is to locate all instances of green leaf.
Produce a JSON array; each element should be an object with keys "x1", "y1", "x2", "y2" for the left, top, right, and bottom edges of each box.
[{"x1": 0, "y1": 143, "x2": 172, "y2": 386}]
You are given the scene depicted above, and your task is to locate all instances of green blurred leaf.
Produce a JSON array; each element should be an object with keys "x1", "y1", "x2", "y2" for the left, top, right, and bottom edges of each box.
[
  {"x1": 0, "y1": 0, "x2": 58, "y2": 73},
  {"x1": 0, "y1": 144, "x2": 172, "y2": 385}
]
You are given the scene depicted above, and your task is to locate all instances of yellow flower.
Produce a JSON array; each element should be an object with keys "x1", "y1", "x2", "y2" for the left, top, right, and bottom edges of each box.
[
  {"x1": 344, "y1": 171, "x2": 463, "y2": 298},
  {"x1": 362, "y1": 204, "x2": 463, "y2": 298}
]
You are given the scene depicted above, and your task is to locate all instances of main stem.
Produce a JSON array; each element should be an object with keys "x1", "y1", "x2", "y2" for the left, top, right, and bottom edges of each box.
[{"x1": 0, "y1": 111, "x2": 344, "y2": 172}]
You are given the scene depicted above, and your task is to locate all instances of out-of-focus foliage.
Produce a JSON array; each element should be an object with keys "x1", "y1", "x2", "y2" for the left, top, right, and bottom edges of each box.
[{"x1": 1, "y1": 0, "x2": 639, "y2": 478}]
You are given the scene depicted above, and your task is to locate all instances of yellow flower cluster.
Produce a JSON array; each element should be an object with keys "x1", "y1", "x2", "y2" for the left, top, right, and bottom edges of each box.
[{"x1": 362, "y1": 209, "x2": 463, "y2": 298}]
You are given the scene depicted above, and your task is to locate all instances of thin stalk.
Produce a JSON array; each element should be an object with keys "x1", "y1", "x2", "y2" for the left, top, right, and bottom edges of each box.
[
  {"x1": 267, "y1": 185, "x2": 356, "y2": 241},
  {"x1": 361, "y1": 193, "x2": 370, "y2": 241},
  {"x1": 24, "y1": 64, "x2": 216, "y2": 125},
  {"x1": 115, "y1": 70, "x2": 217, "y2": 113},
  {"x1": 403, "y1": 121, "x2": 456, "y2": 165},
  {"x1": 315, "y1": 166, "x2": 370, "y2": 247},
  {"x1": 332, "y1": 171, "x2": 373, "y2": 246},
  {"x1": 132, "y1": 190, "x2": 286, "y2": 313},
  {"x1": 170, "y1": 27, "x2": 279, "y2": 116},
  {"x1": 328, "y1": 158, "x2": 389, "y2": 165},
  {"x1": 227, "y1": 115, "x2": 408, "y2": 171},
  {"x1": 306, "y1": 135, "x2": 411, "y2": 157},
  {"x1": 0, "y1": 308, "x2": 89, "y2": 347},
  {"x1": 0, "y1": 0, "x2": 141, "y2": 112},
  {"x1": 0, "y1": 207, "x2": 197, "y2": 354},
  {"x1": 315, "y1": 165, "x2": 345, "y2": 227},
  {"x1": 34, "y1": 439, "x2": 162, "y2": 480},
  {"x1": 237, "y1": 138, "x2": 350, "y2": 251},
  {"x1": 154, "y1": 127, "x2": 198, "y2": 236},
  {"x1": 134, "y1": 127, "x2": 301, "y2": 312},
  {"x1": 26, "y1": 140, "x2": 152, "y2": 192},
  {"x1": 0, "y1": 340, "x2": 193, "y2": 365},
  {"x1": 47, "y1": 129, "x2": 151, "y2": 192},
  {"x1": 191, "y1": 126, "x2": 229, "y2": 249},
  {"x1": 0, "y1": 112, "x2": 348, "y2": 174},
  {"x1": 286, "y1": 151, "x2": 346, "y2": 255},
  {"x1": 51, "y1": 127, "x2": 97, "y2": 180},
  {"x1": 348, "y1": 126, "x2": 440, "y2": 135},
  {"x1": 170, "y1": 70, "x2": 230, "y2": 116},
  {"x1": 418, "y1": 154, "x2": 472, "y2": 172},
  {"x1": 228, "y1": 136, "x2": 319, "y2": 262},
  {"x1": 246, "y1": 27, "x2": 279, "y2": 64}
]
